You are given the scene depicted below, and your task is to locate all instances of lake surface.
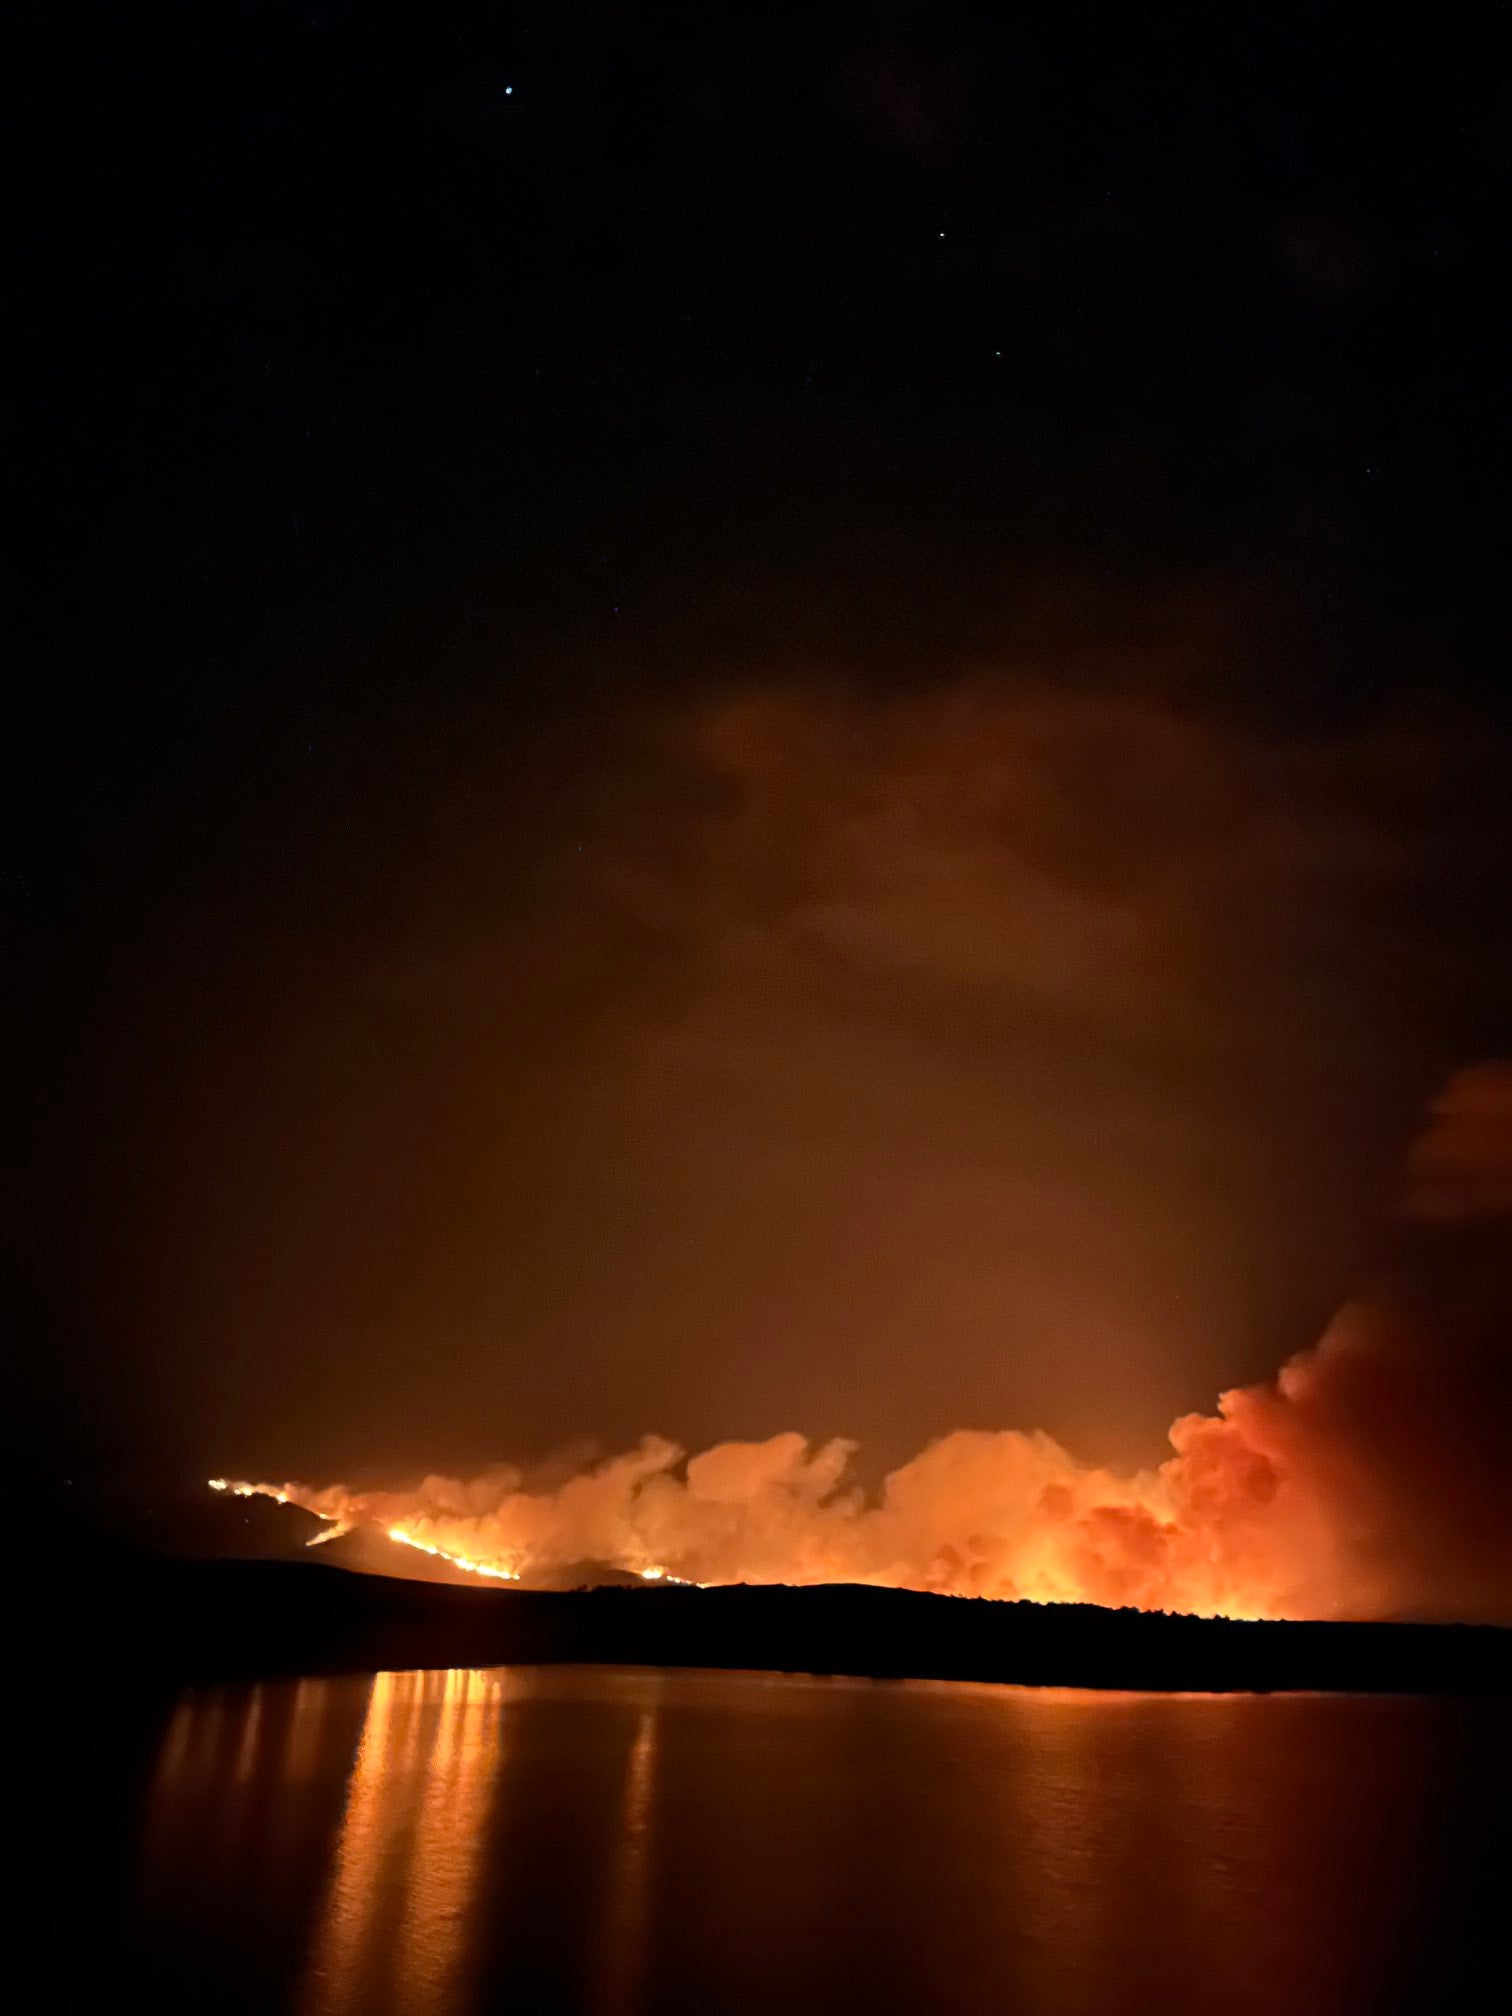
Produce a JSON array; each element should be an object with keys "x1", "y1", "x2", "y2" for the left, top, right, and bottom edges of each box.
[{"x1": 52, "y1": 1665, "x2": 1507, "y2": 2014}]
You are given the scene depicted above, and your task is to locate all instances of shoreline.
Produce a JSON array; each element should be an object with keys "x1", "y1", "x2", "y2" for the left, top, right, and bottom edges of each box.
[{"x1": 56, "y1": 1556, "x2": 1512, "y2": 1698}]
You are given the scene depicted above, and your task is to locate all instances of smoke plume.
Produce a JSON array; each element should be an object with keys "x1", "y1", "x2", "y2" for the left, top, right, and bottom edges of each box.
[{"x1": 214, "y1": 1063, "x2": 1512, "y2": 1622}]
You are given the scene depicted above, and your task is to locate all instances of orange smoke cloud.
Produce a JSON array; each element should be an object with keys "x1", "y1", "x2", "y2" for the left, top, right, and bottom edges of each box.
[{"x1": 213, "y1": 1064, "x2": 1512, "y2": 1623}]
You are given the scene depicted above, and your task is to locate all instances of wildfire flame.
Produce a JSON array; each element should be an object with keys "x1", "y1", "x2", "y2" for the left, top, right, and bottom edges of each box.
[
  {"x1": 211, "y1": 1474, "x2": 705, "y2": 1592},
  {"x1": 207, "y1": 1066, "x2": 1512, "y2": 1624},
  {"x1": 385, "y1": 1525, "x2": 520, "y2": 1582},
  {"x1": 202, "y1": 1415, "x2": 1304, "y2": 1620}
]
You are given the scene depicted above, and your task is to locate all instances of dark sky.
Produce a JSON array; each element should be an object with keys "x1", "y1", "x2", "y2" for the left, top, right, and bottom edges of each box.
[{"x1": 12, "y1": 5, "x2": 1508, "y2": 1526}]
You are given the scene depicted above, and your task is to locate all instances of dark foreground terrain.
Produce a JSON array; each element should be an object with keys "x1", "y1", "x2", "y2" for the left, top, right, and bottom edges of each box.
[{"x1": 55, "y1": 1555, "x2": 1512, "y2": 1694}]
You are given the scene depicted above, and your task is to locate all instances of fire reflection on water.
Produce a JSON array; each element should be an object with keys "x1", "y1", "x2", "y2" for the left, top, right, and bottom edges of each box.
[
  {"x1": 124, "y1": 1666, "x2": 1490, "y2": 2016},
  {"x1": 592, "y1": 1702, "x2": 660, "y2": 2016},
  {"x1": 297, "y1": 1669, "x2": 404, "y2": 2011},
  {"x1": 233, "y1": 1686, "x2": 264, "y2": 1785},
  {"x1": 386, "y1": 1671, "x2": 505, "y2": 2016},
  {"x1": 136, "y1": 1670, "x2": 522, "y2": 2016},
  {"x1": 299, "y1": 1668, "x2": 508, "y2": 2016}
]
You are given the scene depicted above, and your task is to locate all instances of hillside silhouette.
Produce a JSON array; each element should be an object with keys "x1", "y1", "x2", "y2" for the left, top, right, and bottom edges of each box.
[{"x1": 61, "y1": 1555, "x2": 1512, "y2": 1695}]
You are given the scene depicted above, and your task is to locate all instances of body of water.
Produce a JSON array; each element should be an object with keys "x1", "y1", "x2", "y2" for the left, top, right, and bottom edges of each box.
[{"x1": 51, "y1": 1665, "x2": 1506, "y2": 2014}]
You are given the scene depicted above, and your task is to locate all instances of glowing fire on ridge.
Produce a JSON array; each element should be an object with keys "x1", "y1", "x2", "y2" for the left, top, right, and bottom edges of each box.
[
  {"x1": 204, "y1": 1408, "x2": 1306, "y2": 1621},
  {"x1": 207, "y1": 1066, "x2": 1512, "y2": 1625},
  {"x1": 211, "y1": 1475, "x2": 699, "y2": 1589},
  {"x1": 385, "y1": 1525, "x2": 520, "y2": 1582}
]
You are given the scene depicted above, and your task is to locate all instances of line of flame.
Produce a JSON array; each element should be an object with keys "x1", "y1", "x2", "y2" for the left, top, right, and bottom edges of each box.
[{"x1": 211, "y1": 1478, "x2": 704, "y2": 1587}]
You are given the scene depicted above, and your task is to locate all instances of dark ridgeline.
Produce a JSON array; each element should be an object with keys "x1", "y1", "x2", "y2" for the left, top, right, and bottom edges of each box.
[{"x1": 69, "y1": 1557, "x2": 1511, "y2": 1695}]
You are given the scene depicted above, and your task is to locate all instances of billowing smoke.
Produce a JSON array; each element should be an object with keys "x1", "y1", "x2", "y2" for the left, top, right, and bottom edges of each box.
[{"x1": 215, "y1": 1063, "x2": 1512, "y2": 1623}]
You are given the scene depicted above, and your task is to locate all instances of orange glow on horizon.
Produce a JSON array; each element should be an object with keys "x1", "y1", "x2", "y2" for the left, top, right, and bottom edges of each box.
[{"x1": 204, "y1": 1434, "x2": 1300, "y2": 1622}]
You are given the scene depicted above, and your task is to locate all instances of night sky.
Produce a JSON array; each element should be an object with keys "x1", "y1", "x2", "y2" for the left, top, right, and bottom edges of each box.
[{"x1": 13, "y1": 6, "x2": 1509, "y2": 1540}]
